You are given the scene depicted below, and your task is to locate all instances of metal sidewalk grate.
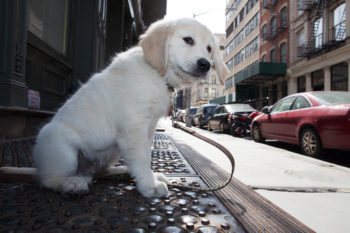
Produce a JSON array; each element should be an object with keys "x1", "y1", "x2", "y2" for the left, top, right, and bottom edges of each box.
[{"x1": 0, "y1": 133, "x2": 246, "y2": 233}]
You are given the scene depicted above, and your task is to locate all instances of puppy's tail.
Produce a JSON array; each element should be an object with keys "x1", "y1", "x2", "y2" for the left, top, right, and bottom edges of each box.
[{"x1": 0, "y1": 167, "x2": 37, "y2": 183}]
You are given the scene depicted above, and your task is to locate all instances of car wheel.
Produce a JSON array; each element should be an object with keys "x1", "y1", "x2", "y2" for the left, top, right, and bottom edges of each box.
[
  {"x1": 252, "y1": 124, "x2": 265, "y2": 142},
  {"x1": 300, "y1": 128, "x2": 322, "y2": 157}
]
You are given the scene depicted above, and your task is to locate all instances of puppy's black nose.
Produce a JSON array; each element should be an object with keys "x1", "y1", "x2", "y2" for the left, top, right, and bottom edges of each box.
[{"x1": 197, "y1": 58, "x2": 211, "y2": 73}]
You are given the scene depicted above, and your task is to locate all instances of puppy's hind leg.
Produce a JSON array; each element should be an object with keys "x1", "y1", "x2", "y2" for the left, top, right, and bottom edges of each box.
[{"x1": 34, "y1": 130, "x2": 91, "y2": 193}]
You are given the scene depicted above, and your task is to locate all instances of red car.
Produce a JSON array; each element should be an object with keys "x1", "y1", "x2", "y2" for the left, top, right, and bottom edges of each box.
[{"x1": 251, "y1": 91, "x2": 350, "y2": 157}]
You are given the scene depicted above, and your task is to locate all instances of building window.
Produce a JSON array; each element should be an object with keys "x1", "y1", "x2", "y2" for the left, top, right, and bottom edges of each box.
[
  {"x1": 270, "y1": 48, "x2": 276, "y2": 62},
  {"x1": 270, "y1": 16, "x2": 277, "y2": 38},
  {"x1": 234, "y1": 36, "x2": 260, "y2": 66},
  {"x1": 239, "y1": 9, "x2": 245, "y2": 22},
  {"x1": 332, "y1": 3, "x2": 346, "y2": 41},
  {"x1": 225, "y1": 40, "x2": 234, "y2": 56},
  {"x1": 297, "y1": 28, "x2": 305, "y2": 47},
  {"x1": 297, "y1": 76, "x2": 306, "y2": 92},
  {"x1": 234, "y1": 13, "x2": 260, "y2": 49},
  {"x1": 314, "y1": 18, "x2": 323, "y2": 48},
  {"x1": 212, "y1": 75, "x2": 217, "y2": 84},
  {"x1": 225, "y1": 77, "x2": 234, "y2": 90},
  {"x1": 211, "y1": 88, "x2": 217, "y2": 98},
  {"x1": 226, "y1": 10, "x2": 233, "y2": 23},
  {"x1": 280, "y1": 7, "x2": 287, "y2": 28},
  {"x1": 331, "y1": 62, "x2": 348, "y2": 91},
  {"x1": 312, "y1": 70, "x2": 324, "y2": 91},
  {"x1": 262, "y1": 54, "x2": 267, "y2": 62},
  {"x1": 296, "y1": 28, "x2": 306, "y2": 57},
  {"x1": 226, "y1": 22, "x2": 234, "y2": 38},
  {"x1": 204, "y1": 88, "x2": 209, "y2": 98},
  {"x1": 28, "y1": 0, "x2": 69, "y2": 54},
  {"x1": 280, "y1": 42, "x2": 287, "y2": 63},
  {"x1": 234, "y1": 49, "x2": 245, "y2": 66},
  {"x1": 263, "y1": 0, "x2": 269, "y2": 8},
  {"x1": 246, "y1": 0, "x2": 258, "y2": 15},
  {"x1": 262, "y1": 24, "x2": 268, "y2": 41},
  {"x1": 233, "y1": 0, "x2": 243, "y2": 9},
  {"x1": 226, "y1": 58, "x2": 233, "y2": 70}
]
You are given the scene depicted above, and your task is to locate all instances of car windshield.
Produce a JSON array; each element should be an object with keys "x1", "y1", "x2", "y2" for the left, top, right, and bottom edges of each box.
[
  {"x1": 311, "y1": 92, "x2": 350, "y2": 105},
  {"x1": 226, "y1": 104, "x2": 255, "y2": 112}
]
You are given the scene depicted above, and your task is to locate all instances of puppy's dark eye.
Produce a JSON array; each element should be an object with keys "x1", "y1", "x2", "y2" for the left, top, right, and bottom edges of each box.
[
  {"x1": 183, "y1": 37, "x2": 194, "y2": 45},
  {"x1": 207, "y1": 46, "x2": 212, "y2": 53}
]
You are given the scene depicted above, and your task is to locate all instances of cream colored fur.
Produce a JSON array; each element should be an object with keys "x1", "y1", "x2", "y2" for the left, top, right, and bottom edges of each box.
[{"x1": 33, "y1": 18, "x2": 228, "y2": 197}]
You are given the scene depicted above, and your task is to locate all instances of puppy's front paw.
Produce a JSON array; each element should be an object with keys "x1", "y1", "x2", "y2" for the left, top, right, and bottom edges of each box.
[
  {"x1": 154, "y1": 180, "x2": 169, "y2": 197},
  {"x1": 137, "y1": 178, "x2": 169, "y2": 198},
  {"x1": 60, "y1": 176, "x2": 91, "y2": 193},
  {"x1": 154, "y1": 173, "x2": 167, "y2": 182}
]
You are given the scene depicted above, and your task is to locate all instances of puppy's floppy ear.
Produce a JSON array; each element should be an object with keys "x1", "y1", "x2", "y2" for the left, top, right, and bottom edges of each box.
[
  {"x1": 212, "y1": 37, "x2": 229, "y2": 84},
  {"x1": 139, "y1": 20, "x2": 171, "y2": 76}
]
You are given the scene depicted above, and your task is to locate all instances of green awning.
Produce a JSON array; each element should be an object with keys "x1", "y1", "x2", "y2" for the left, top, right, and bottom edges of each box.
[
  {"x1": 209, "y1": 93, "x2": 236, "y2": 104},
  {"x1": 234, "y1": 62, "x2": 287, "y2": 85}
]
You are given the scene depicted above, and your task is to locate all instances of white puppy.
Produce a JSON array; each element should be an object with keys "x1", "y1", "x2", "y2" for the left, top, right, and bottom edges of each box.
[{"x1": 33, "y1": 18, "x2": 228, "y2": 197}]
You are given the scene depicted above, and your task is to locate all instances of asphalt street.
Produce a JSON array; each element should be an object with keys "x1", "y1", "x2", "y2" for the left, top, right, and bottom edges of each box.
[{"x1": 157, "y1": 117, "x2": 350, "y2": 233}]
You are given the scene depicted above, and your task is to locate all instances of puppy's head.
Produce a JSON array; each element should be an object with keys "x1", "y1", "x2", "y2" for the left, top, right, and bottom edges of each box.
[{"x1": 139, "y1": 18, "x2": 229, "y2": 87}]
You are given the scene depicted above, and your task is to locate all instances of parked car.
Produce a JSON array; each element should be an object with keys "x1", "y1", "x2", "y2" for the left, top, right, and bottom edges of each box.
[
  {"x1": 193, "y1": 104, "x2": 218, "y2": 128},
  {"x1": 251, "y1": 91, "x2": 350, "y2": 157},
  {"x1": 186, "y1": 107, "x2": 198, "y2": 125},
  {"x1": 207, "y1": 104, "x2": 256, "y2": 133}
]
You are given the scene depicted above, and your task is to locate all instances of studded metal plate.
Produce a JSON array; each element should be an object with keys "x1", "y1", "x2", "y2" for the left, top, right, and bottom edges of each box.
[
  {"x1": 151, "y1": 133, "x2": 196, "y2": 175},
  {"x1": 0, "y1": 178, "x2": 244, "y2": 233},
  {"x1": 0, "y1": 133, "x2": 245, "y2": 232}
]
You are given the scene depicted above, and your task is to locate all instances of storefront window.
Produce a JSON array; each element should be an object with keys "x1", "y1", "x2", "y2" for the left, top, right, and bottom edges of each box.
[
  {"x1": 28, "y1": 0, "x2": 69, "y2": 54},
  {"x1": 331, "y1": 62, "x2": 348, "y2": 91},
  {"x1": 312, "y1": 70, "x2": 324, "y2": 91},
  {"x1": 282, "y1": 81, "x2": 288, "y2": 97},
  {"x1": 297, "y1": 76, "x2": 306, "y2": 92}
]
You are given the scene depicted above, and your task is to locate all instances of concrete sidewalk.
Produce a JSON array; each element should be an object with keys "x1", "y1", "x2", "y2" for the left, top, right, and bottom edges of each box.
[{"x1": 158, "y1": 117, "x2": 350, "y2": 233}]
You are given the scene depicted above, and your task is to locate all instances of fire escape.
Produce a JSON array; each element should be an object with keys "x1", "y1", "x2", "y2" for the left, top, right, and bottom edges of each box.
[
  {"x1": 263, "y1": 0, "x2": 288, "y2": 58},
  {"x1": 298, "y1": 0, "x2": 346, "y2": 59}
]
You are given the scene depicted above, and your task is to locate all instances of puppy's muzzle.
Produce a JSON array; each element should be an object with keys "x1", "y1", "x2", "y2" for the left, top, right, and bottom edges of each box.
[{"x1": 197, "y1": 58, "x2": 211, "y2": 74}]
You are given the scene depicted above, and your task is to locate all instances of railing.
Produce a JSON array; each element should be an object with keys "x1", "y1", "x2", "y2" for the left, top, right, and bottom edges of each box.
[
  {"x1": 297, "y1": 26, "x2": 346, "y2": 59},
  {"x1": 263, "y1": 0, "x2": 278, "y2": 10},
  {"x1": 297, "y1": 0, "x2": 315, "y2": 11}
]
